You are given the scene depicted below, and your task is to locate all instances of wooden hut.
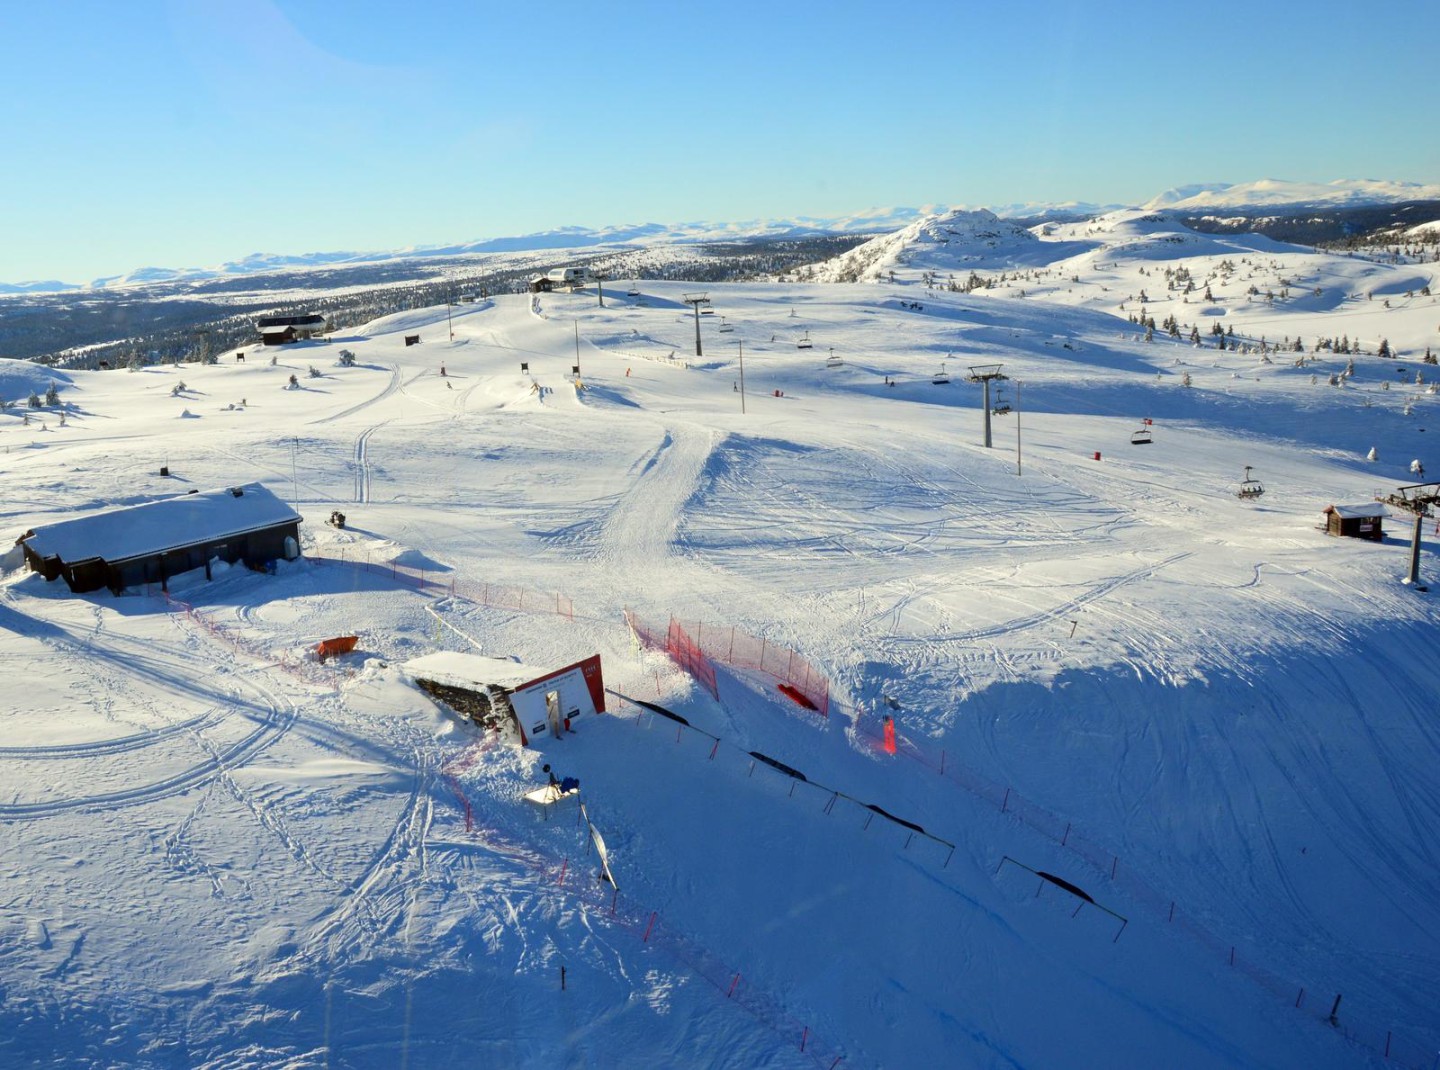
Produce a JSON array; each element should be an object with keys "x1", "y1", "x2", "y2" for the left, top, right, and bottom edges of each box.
[
  {"x1": 18, "y1": 483, "x2": 303, "y2": 594},
  {"x1": 256, "y1": 313, "x2": 328, "y2": 344},
  {"x1": 1323, "y1": 503, "x2": 1386, "y2": 541}
]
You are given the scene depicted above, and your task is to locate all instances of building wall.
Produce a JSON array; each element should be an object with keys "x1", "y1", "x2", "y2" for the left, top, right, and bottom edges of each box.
[{"x1": 51, "y1": 520, "x2": 302, "y2": 593}]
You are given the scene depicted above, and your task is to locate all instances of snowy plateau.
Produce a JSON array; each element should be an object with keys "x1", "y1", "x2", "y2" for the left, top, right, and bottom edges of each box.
[{"x1": 2, "y1": 199, "x2": 1440, "y2": 1070}]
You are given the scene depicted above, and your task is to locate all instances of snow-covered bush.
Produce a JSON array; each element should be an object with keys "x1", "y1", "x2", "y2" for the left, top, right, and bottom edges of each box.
[
  {"x1": 308, "y1": 365, "x2": 323, "y2": 379},
  {"x1": 337, "y1": 349, "x2": 356, "y2": 367}
]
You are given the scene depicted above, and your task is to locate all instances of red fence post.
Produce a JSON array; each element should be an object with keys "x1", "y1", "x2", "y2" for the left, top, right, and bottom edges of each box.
[
  {"x1": 642, "y1": 912, "x2": 657, "y2": 943},
  {"x1": 557, "y1": 858, "x2": 568, "y2": 886},
  {"x1": 727, "y1": 973, "x2": 740, "y2": 998}
]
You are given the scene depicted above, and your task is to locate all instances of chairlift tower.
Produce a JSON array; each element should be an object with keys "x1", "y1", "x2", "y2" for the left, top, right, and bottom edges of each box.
[
  {"x1": 966, "y1": 364, "x2": 1009, "y2": 448},
  {"x1": 682, "y1": 293, "x2": 710, "y2": 357},
  {"x1": 593, "y1": 271, "x2": 608, "y2": 307},
  {"x1": 1378, "y1": 482, "x2": 1440, "y2": 590}
]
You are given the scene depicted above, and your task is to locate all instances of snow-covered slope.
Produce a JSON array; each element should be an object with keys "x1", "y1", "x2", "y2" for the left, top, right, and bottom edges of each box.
[{"x1": 2, "y1": 243, "x2": 1439, "y2": 1068}]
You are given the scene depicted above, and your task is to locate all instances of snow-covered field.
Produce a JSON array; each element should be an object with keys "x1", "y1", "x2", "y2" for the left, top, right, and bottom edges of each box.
[{"x1": 2, "y1": 212, "x2": 1439, "y2": 1069}]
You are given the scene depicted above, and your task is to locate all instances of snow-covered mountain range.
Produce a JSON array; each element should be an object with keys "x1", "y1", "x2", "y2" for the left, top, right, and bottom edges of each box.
[{"x1": 5, "y1": 179, "x2": 1436, "y2": 296}]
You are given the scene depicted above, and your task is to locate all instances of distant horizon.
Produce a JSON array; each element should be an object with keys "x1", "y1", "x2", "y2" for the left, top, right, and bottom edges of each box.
[
  {"x1": 8, "y1": 178, "x2": 1440, "y2": 293},
  {"x1": 2, "y1": 0, "x2": 1436, "y2": 283}
]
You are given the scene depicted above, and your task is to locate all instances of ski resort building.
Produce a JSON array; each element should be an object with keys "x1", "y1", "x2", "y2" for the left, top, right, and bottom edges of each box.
[
  {"x1": 1323, "y1": 503, "x2": 1387, "y2": 541},
  {"x1": 256, "y1": 313, "x2": 328, "y2": 344},
  {"x1": 16, "y1": 482, "x2": 303, "y2": 594},
  {"x1": 401, "y1": 652, "x2": 606, "y2": 745}
]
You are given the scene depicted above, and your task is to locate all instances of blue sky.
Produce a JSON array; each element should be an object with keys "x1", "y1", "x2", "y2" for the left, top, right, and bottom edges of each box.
[{"x1": 2, "y1": 0, "x2": 1436, "y2": 284}]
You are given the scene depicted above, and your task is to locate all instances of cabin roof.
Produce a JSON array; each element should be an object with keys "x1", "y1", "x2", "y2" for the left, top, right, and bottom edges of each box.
[
  {"x1": 1329, "y1": 503, "x2": 1387, "y2": 520},
  {"x1": 22, "y1": 483, "x2": 301, "y2": 565}
]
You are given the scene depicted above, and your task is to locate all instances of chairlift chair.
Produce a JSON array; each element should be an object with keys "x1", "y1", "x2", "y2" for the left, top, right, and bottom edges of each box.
[
  {"x1": 797, "y1": 330, "x2": 813, "y2": 350},
  {"x1": 718, "y1": 317, "x2": 734, "y2": 333},
  {"x1": 1237, "y1": 465, "x2": 1265, "y2": 500},
  {"x1": 1130, "y1": 427, "x2": 1153, "y2": 445},
  {"x1": 627, "y1": 284, "x2": 640, "y2": 297},
  {"x1": 932, "y1": 362, "x2": 950, "y2": 385},
  {"x1": 826, "y1": 349, "x2": 843, "y2": 368}
]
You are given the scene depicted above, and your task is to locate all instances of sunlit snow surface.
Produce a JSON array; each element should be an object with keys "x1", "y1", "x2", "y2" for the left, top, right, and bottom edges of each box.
[{"x1": 2, "y1": 222, "x2": 1439, "y2": 1069}]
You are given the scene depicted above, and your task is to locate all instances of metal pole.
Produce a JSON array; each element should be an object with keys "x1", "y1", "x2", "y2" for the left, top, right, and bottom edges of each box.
[
  {"x1": 1016, "y1": 380, "x2": 1022, "y2": 476},
  {"x1": 597, "y1": 276, "x2": 604, "y2": 307},
  {"x1": 1407, "y1": 513, "x2": 1425, "y2": 588},
  {"x1": 446, "y1": 291, "x2": 454, "y2": 341},
  {"x1": 738, "y1": 341, "x2": 745, "y2": 415},
  {"x1": 574, "y1": 320, "x2": 581, "y2": 377},
  {"x1": 694, "y1": 302, "x2": 703, "y2": 357},
  {"x1": 982, "y1": 379, "x2": 993, "y2": 448}
]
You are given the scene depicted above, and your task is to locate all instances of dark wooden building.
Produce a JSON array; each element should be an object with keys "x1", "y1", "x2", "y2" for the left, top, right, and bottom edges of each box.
[
  {"x1": 18, "y1": 483, "x2": 303, "y2": 594},
  {"x1": 1323, "y1": 503, "x2": 1386, "y2": 541},
  {"x1": 257, "y1": 313, "x2": 328, "y2": 345}
]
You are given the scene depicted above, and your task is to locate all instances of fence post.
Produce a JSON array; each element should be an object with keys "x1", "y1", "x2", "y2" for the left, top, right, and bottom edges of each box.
[
  {"x1": 727, "y1": 973, "x2": 740, "y2": 998},
  {"x1": 800, "y1": 1027, "x2": 807, "y2": 1053},
  {"x1": 1002, "y1": 788, "x2": 1010, "y2": 813},
  {"x1": 642, "y1": 912, "x2": 657, "y2": 943}
]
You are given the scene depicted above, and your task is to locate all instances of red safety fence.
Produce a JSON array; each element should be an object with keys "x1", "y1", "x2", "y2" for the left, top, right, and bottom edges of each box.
[
  {"x1": 625, "y1": 611, "x2": 829, "y2": 717},
  {"x1": 665, "y1": 617, "x2": 719, "y2": 700}
]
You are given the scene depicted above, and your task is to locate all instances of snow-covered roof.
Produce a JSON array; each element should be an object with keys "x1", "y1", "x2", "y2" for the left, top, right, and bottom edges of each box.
[
  {"x1": 22, "y1": 483, "x2": 301, "y2": 565},
  {"x1": 1329, "y1": 503, "x2": 1388, "y2": 519},
  {"x1": 401, "y1": 651, "x2": 544, "y2": 691}
]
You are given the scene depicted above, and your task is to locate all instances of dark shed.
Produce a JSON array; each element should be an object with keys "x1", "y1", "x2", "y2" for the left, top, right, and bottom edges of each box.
[
  {"x1": 1323, "y1": 503, "x2": 1386, "y2": 541},
  {"x1": 18, "y1": 483, "x2": 303, "y2": 594},
  {"x1": 257, "y1": 313, "x2": 327, "y2": 345}
]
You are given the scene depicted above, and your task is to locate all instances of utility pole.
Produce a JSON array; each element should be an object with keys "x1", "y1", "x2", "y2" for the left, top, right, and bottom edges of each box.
[
  {"x1": 738, "y1": 340, "x2": 746, "y2": 414},
  {"x1": 1379, "y1": 482, "x2": 1440, "y2": 589},
  {"x1": 966, "y1": 364, "x2": 1009, "y2": 448},
  {"x1": 1015, "y1": 379, "x2": 1023, "y2": 476},
  {"x1": 682, "y1": 293, "x2": 709, "y2": 357},
  {"x1": 446, "y1": 290, "x2": 454, "y2": 341}
]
